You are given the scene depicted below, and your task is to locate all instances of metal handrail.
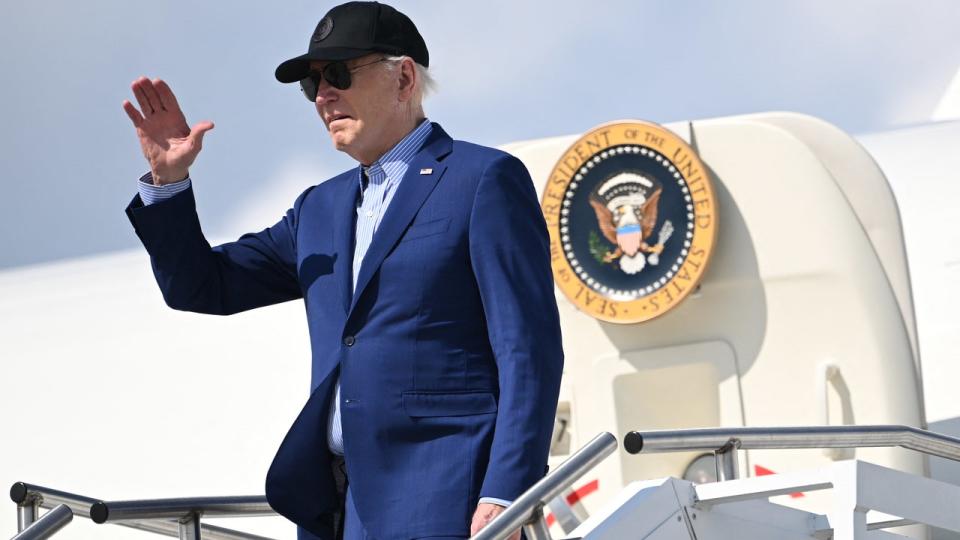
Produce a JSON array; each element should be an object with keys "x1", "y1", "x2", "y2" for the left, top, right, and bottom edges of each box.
[
  {"x1": 10, "y1": 482, "x2": 277, "y2": 540},
  {"x1": 623, "y1": 425, "x2": 960, "y2": 462},
  {"x1": 470, "y1": 432, "x2": 618, "y2": 540},
  {"x1": 90, "y1": 495, "x2": 274, "y2": 523},
  {"x1": 11, "y1": 505, "x2": 72, "y2": 540}
]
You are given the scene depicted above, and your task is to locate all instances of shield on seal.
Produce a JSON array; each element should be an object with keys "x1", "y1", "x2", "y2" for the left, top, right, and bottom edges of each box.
[{"x1": 616, "y1": 223, "x2": 642, "y2": 256}]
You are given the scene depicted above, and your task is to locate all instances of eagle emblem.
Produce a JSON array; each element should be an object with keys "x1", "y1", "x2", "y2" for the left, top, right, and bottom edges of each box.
[{"x1": 588, "y1": 172, "x2": 674, "y2": 274}]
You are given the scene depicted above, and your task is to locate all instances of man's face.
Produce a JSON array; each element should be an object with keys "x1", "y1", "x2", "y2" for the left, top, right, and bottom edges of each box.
[{"x1": 310, "y1": 54, "x2": 398, "y2": 163}]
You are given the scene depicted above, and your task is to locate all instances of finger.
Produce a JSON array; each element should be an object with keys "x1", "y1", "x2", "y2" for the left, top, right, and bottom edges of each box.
[
  {"x1": 153, "y1": 79, "x2": 182, "y2": 114},
  {"x1": 142, "y1": 78, "x2": 166, "y2": 112},
  {"x1": 132, "y1": 78, "x2": 155, "y2": 116},
  {"x1": 122, "y1": 100, "x2": 144, "y2": 127},
  {"x1": 188, "y1": 120, "x2": 215, "y2": 147},
  {"x1": 470, "y1": 510, "x2": 485, "y2": 535},
  {"x1": 192, "y1": 121, "x2": 215, "y2": 135}
]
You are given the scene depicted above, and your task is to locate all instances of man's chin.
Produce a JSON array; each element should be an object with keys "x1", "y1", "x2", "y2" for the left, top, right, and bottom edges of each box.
[{"x1": 329, "y1": 134, "x2": 352, "y2": 152}]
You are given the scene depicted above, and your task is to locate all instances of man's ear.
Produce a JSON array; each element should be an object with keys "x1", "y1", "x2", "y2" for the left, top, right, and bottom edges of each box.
[{"x1": 397, "y1": 57, "x2": 417, "y2": 102}]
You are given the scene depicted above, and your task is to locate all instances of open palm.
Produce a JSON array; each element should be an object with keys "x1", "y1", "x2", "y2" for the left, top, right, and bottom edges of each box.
[{"x1": 123, "y1": 77, "x2": 214, "y2": 185}]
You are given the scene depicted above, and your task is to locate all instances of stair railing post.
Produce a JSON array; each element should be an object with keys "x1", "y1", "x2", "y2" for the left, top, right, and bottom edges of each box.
[
  {"x1": 178, "y1": 511, "x2": 202, "y2": 540},
  {"x1": 17, "y1": 495, "x2": 41, "y2": 532},
  {"x1": 520, "y1": 506, "x2": 552, "y2": 540},
  {"x1": 11, "y1": 504, "x2": 73, "y2": 540},
  {"x1": 714, "y1": 439, "x2": 740, "y2": 482}
]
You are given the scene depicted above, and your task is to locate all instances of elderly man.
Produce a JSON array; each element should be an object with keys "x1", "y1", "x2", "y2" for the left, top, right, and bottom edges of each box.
[{"x1": 121, "y1": 2, "x2": 563, "y2": 539}]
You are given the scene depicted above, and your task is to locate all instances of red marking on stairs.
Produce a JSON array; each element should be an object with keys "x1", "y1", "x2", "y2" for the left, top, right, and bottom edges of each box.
[{"x1": 545, "y1": 479, "x2": 600, "y2": 527}]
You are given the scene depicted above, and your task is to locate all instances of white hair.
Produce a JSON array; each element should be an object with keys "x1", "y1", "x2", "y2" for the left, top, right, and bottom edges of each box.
[{"x1": 384, "y1": 55, "x2": 437, "y2": 100}]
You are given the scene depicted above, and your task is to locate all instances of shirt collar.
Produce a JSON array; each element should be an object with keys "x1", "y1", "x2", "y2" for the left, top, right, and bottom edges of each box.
[{"x1": 359, "y1": 119, "x2": 433, "y2": 188}]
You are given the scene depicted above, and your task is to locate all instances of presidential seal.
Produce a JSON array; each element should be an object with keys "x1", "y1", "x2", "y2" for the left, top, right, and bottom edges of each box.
[{"x1": 541, "y1": 121, "x2": 718, "y2": 324}]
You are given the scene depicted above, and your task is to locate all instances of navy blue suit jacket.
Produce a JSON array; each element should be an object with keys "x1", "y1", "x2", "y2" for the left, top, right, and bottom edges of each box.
[{"x1": 126, "y1": 124, "x2": 564, "y2": 539}]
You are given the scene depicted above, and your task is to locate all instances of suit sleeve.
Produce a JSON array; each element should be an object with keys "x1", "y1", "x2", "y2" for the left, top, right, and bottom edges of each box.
[
  {"x1": 468, "y1": 153, "x2": 564, "y2": 502},
  {"x1": 125, "y1": 185, "x2": 308, "y2": 315}
]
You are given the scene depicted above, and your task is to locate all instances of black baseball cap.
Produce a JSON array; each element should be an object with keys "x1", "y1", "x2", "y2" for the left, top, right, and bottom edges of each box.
[{"x1": 275, "y1": 1, "x2": 429, "y2": 83}]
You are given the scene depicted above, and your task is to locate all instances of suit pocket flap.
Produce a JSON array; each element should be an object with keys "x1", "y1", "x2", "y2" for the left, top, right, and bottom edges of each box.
[
  {"x1": 402, "y1": 391, "x2": 497, "y2": 417},
  {"x1": 401, "y1": 217, "x2": 450, "y2": 242}
]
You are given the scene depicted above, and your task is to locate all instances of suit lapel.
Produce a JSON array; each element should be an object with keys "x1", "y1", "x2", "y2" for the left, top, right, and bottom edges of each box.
[
  {"x1": 332, "y1": 174, "x2": 361, "y2": 314},
  {"x1": 349, "y1": 126, "x2": 453, "y2": 315}
]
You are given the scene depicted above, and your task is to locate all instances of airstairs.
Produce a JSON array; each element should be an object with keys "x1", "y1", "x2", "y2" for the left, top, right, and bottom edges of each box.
[
  {"x1": 476, "y1": 427, "x2": 960, "y2": 540},
  {"x1": 12, "y1": 427, "x2": 960, "y2": 540}
]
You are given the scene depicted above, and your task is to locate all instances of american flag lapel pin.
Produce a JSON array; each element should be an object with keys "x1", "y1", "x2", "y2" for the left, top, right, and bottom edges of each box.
[{"x1": 420, "y1": 168, "x2": 433, "y2": 175}]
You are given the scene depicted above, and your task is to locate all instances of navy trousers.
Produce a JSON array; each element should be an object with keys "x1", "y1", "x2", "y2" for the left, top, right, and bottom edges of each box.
[{"x1": 296, "y1": 466, "x2": 468, "y2": 540}]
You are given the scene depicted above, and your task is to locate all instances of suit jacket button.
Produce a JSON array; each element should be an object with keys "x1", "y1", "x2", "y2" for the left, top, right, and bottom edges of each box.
[{"x1": 343, "y1": 335, "x2": 355, "y2": 347}]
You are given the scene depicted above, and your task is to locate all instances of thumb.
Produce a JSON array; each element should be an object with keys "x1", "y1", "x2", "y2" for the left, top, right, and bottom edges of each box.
[{"x1": 188, "y1": 120, "x2": 215, "y2": 147}]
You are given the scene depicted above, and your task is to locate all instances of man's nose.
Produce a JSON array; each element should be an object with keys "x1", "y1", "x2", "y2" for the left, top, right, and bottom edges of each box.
[{"x1": 315, "y1": 80, "x2": 339, "y2": 105}]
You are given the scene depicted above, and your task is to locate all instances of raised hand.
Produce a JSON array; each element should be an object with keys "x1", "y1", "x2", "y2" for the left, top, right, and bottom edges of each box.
[{"x1": 122, "y1": 77, "x2": 214, "y2": 185}]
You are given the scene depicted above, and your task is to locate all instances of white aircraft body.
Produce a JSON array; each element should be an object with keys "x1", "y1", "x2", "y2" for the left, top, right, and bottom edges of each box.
[{"x1": 2, "y1": 114, "x2": 960, "y2": 539}]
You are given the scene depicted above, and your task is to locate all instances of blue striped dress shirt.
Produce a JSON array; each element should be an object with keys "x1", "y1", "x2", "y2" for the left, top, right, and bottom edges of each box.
[{"x1": 329, "y1": 119, "x2": 433, "y2": 457}]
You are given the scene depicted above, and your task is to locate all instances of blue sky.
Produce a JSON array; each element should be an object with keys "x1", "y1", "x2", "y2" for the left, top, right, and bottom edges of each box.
[{"x1": 1, "y1": 0, "x2": 958, "y2": 269}]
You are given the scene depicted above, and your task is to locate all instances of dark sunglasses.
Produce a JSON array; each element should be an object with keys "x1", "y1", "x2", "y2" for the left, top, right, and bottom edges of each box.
[{"x1": 299, "y1": 57, "x2": 390, "y2": 101}]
